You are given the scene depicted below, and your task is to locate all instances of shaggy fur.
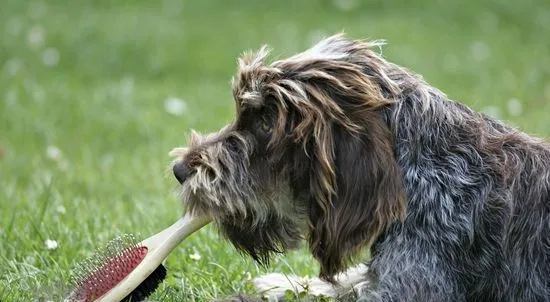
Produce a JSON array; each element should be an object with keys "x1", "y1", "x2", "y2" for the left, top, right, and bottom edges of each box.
[{"x1": 171, "y1": 34, "x2": 550, "y2": 301}]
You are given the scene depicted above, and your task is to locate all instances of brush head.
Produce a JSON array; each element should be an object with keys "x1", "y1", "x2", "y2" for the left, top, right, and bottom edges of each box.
[{"x1": 67, "y1": 234, "x2": 166, "y2": 302}]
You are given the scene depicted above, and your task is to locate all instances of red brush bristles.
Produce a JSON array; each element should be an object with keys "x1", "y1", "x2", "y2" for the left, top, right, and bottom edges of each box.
[{"x1": 68, "y1": 235, "x2": 149, "y2": 302}]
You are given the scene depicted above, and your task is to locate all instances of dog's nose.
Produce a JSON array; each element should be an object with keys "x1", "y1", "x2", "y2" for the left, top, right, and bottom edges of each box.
[{"x1": 173, "y1": 162, "x2": 190, "y2": 184}]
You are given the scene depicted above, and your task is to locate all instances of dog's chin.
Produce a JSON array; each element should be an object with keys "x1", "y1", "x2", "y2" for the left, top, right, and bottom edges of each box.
[{"x1": 218, "y1": 215, "x2": 305, "y2": 265}]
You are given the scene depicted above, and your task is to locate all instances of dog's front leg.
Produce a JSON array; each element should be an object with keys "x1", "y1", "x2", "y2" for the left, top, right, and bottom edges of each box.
[{"x1": 363, "y1": 243, "x2": 467, "y2": 302}]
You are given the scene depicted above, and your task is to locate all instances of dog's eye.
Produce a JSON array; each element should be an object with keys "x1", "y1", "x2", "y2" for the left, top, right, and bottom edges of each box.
[
  {"x1": 259, "y1": 115, "x2": 272, "y2": 134},
  {"x1": 249, "y1": 106, "x2": 275, "y2": 136}
]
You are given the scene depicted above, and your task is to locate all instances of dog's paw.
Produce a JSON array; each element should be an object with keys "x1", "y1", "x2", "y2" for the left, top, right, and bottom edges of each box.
[
  {"x1": 212, "y1": 294, "x2": 262, "y2": 302},
  {"x1": 252, "y1": 264, "x2": 370, "y2": 301},
  {"x1": 253, "y1": 273, "x2": 336, "y2": 301}
]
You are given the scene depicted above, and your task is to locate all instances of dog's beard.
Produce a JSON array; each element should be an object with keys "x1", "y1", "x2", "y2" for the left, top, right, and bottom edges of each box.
[
  {"x1": 185, "y1": 179, "x2": 307, "y2": 265},
  {"x1": 221, "y1": 209, "x2": 305, "y2": 265}
]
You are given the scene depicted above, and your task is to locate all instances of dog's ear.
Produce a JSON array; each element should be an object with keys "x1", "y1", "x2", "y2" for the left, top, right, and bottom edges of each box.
[{"x1": 308, "y1": 112, "x2": 406, "y2": 282}]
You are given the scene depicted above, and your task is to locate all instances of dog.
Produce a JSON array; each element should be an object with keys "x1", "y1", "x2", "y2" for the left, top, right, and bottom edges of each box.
[{"x1": 170, "y1": 34, "x2": 550, "y2": 301}]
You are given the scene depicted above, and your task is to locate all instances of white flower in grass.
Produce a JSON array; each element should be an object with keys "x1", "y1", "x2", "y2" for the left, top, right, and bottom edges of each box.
[
  {"x1": 189, "y1": 252, "x2": 201, "y2": 261},
  {"x1": 164, "y1": 97, "x2": 187, "y2": 116},
  {"x1": 56, "y1": 205, "x2": 66, "y2": 214},
  {"x1": 470, "y1": 41, "x2": 490, "y2": 62},
  {"x1": 100, "y1": 154, "x2": 114, "y2": 169},
  {"x1": 42, "y1": 48, "x2": 60, "y2": 67},
  {"x1": 27, "y1": 25, "x2": 45, "y2": 48},
  {"x1": 507, "y1": 98, "x2": 523, "y2": 117},
  {"x1": 332, "y1": 0, "x2": 359, "y2": 12},
  {"x1": 46, "y1": 145, "x2": 62, "y2": 161},
  {"x1": 45, "y1": 239, "x2": 59, "y2": 250},
  {"x1": 481, "y1": 106, "x2": 501, "y2": 120},
  {"x1": 4, "y1": 58, "x2": 23, "y2": 77},
  {"x1": 120, "y1": 76, "x2": 135, "y2": 99}
]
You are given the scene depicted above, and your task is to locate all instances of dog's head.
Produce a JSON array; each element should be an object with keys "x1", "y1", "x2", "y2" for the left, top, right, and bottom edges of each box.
[{"x1": 171, "y1": 34, "x2": 406, "y2": 281}]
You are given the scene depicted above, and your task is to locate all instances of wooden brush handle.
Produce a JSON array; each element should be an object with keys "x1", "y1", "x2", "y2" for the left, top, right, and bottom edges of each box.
[{"x1": 95, "y1": 213, "x2": 211, "y2": 302}]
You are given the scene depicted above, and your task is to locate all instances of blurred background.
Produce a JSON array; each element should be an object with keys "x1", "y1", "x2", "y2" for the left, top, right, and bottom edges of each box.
[{"x1": 1, "y1": 0, "x2": 549, "y2": 300}]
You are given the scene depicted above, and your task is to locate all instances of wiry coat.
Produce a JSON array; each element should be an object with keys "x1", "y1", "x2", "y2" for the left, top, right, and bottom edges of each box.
[
  {"x1": 171, "y1": 34, "x2": 550, "y2": 301},
  {"x1": 374, "y1": 68, "x2": 550, "y2": 301}
]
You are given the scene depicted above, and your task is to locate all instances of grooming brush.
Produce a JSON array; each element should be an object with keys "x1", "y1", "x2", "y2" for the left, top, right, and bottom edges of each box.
[{"x1": 66, "y1": 213, "x2": 211, "y2": 302}]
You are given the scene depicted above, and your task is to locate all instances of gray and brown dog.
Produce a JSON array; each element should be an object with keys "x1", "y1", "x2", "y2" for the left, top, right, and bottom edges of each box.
[{"x1": 171, "y1": 34, "x2": 550, "y2": 301}]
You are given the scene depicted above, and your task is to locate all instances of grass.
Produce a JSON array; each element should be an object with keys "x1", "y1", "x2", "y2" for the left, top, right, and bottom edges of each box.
[{"x1": 1, "y1": 0, "x2": 549, "y2": 300}]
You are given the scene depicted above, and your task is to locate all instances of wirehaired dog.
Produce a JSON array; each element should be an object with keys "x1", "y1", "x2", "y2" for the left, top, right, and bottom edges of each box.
[{"x1": 170, "y1": 34, "x2": 550, "y2": 301}]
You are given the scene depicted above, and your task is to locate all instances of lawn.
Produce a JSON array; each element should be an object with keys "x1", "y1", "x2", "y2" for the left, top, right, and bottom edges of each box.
[{"x1": 1, "y1": 0, "x2": 549, "y2": 301}]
